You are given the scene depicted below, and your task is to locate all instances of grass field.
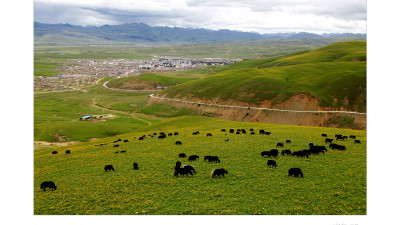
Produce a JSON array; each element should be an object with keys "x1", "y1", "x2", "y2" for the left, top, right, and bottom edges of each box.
[
  {"x1": 162, "y1": 41, "x2": 366, "y2": 111},
  {"x1": 34, "y1": 81, "x2": 165, "y2": 142},
  {"x1": 34, "y1": 116, "x2": 366, "y2": 215}
]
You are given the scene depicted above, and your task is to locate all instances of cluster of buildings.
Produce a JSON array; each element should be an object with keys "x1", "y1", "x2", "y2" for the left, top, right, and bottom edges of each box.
[{"x1": 34, "y1": 57, "x2": 239, "y2": 92}]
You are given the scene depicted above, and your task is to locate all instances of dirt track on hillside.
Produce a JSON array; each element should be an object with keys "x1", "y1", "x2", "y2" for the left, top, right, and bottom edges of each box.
[{"x1": 149, "y1": 94, "x2": 366, "y2": 130}]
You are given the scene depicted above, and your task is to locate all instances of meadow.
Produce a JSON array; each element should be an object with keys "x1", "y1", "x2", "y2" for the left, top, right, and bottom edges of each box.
[
  {"x1": 162, "y1": 41, "x2": 366, "y2": 112},
  {"x1": 34, "y1": 116, "x2": 366, "y2": 215}
]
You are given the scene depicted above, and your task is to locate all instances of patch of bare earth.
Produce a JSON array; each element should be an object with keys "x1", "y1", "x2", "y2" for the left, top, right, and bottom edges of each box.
[{"x1": 151, "y1": 94, "x2": 366, "y2": 130}]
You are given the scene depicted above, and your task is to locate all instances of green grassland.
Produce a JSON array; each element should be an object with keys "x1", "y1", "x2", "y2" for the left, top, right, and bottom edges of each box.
[
  {"x1": 106, "y1": 66, "x2": 218, "y2": 89},
  {"x1": 34, "y1": 116, "x2": 366, "y2": 215},
  {"x1": 34, "y1": 83, "x2": 160, "y2": 142},
  {"x1": 161, "y1": 41, "x2": 366, "y2": 111},
  {"x1": 34, "y1": 37, "x2": 365, "y2": 77}
]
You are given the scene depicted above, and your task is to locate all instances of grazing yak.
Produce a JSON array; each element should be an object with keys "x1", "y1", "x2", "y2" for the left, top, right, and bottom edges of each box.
[
  {"x1": 355, "y1": 140, "x2": 361, "y2": 144},
  {"x1": 179, "y1": 153, "x2": 187, "y2": 158},
  {"x1": 115, "y1": 151, "x2": 119, "y2": 153},
  {"x1": 104, "y1": 165, "x2": 114, "y2": 172},
  {"x1": 350, "y1": 135, "x2": 356, "y2": 139},
  {"x1": 267, "y1": 160, "x2": 277, "y2": 168},
  {"x1": 221, "y1": 129, "x2": 226, "y2": 132},
  {"x1": 309, "y1": 145, "x2": 327, "y2": 155},
  {"x1": 259, "y1": 130, "x2": 265, "y2": 135},
  {"x1": 229, "y1": 129, "x2": 234, "y2": 133},
  {"x1": 182, "y1": 165, "x2": 196, "y2": 174},
  {"x1": 168, "y1": 133, "x2": 173, "y2": 136},
  {"x1": 270, "y1": 149, "x2": 279, "y2": 157},
  {"x1": 288, "y1": 168, "x2": 303, "y2": 177},
  {"x1": 211, "y1": 168, "x2": 228, "y2": 178},
  {"x1": 133, "y1": 163, "x2": 139, "y2": 170},
  {"x1": 225, "y1": 139, "x2": 229, "y2": 142},
  {"x1": 40, "y1": 181, "x2": 57, "y2": 191},
  {"x1": 175, "y1": 161, "x2": 182, "y2": 170},
  {"x1": 281, "y1": 150, "x2": 292, "y2": 156},
  {"x1": 250, "y1": 128, "x2": 254, "y2": 131},
  {"x1": 329, "y1": 143, "x2": 346, "y2": 150},
  {"x1": 261, "y1": 151, "x2": 271, "y2": 157},
  {"x1": 65, "y1": 150, "x2": 70, "y2": 154},
  {"x1": 322, "y1": 133, "x2": 328, "y2": 137},
  {"x1": 206, "y1": 133, "x2": 213, "y2": 137},
  {"x1": 204, "y1": 156, "x2": 220, "y2": 163},
  {"x1": 325, "y1": 138, "x2": 334, "y2": 143},
  {"x1": 292, "y1": 150, "x2": 310, "y2": 158},
  {"x1": 158, "y1": 135, "x2": 166, "y2": 139},
  {"x1": 250, "y1": 132, "x2": 256, "y2": 135},
  {"x1": 174, "y1": 132, "x2": 179, "y2": 136},
  {"x1": 124, "y1": 140, "x2": 129, "y2": 143},
  {"x1": 265, "y1": 132, "x2": 271, "y2": 135},
  {"x1": 285, "y1": 140, "x2": 291, "y2": 144},
  {"x1": 52, "y1": 151, "x2": 58, "y2": 155},
  {"x1": 120, "y1": 150, "x2": 126, "y2": 153},
  {"x1": 175, "y1": 141, "x2": 183, "y2": 145},
  {"x1": 276, "y1": 142, "x2": 284, "y2": 147},
  {"x1": 236, "y1": 131, "x2": 241, "y2": 134},
  {"x1": 188, "y1": 155, "x2": 199, "y2": 162},
  {"x1": 113, "y1": 144, "x2": 119, "y2": 147},
  {"x1": 174, "y1": 164, "x2": 196, "y2": 177}
]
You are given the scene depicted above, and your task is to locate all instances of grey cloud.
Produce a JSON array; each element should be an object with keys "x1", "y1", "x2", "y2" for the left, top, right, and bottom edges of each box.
[{"x1": 34, "y1": 0, "x2": 366, "y2": 33}]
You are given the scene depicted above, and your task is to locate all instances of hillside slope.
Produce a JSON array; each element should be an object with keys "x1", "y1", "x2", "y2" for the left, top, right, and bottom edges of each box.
[{"x1": 160, "y1": 41, "x2": 366, "y2": 112}]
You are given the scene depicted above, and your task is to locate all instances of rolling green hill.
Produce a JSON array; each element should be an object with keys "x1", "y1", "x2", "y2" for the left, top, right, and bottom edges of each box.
[
  {"x1": 34, "y1": 116, "x2": 366, "y2": 215},
  {"x1": 160, "y1": 41, "x2": 366, "y2": 112}
]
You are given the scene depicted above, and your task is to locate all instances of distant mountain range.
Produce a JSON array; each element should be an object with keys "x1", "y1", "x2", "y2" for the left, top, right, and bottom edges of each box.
[{"x1": 34, "y1": 22, "x2": 366, "y2": 46}]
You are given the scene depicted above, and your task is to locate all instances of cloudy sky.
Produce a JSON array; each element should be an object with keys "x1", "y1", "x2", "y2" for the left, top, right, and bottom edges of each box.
[{"x1": 34, "y1": 0, "x2": 366, "y2": 34}]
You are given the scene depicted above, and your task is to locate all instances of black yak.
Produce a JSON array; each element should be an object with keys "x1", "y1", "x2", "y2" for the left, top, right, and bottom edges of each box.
[
  {"x1": 261, "y1": 151, "x2": 271, "y2": 157},
  {"x1": 179, "y1": 153, "x2": 187, "y2": 158},
  {"x1": 188, "y1": 155, "x2": 199, "y2": 162},
  {"x1": 206, "y1": 133, "x2": 213, "y2": 137},
  {"x1": 52, "y1": 151, "x2": 58, "y2": 154},
  {"x1": 322, "y1": 133, "x2": 328, "y2": 137},
  {"x1": 325, "y1": 138, "x2": 334, "y2": 143},
  {"x1": 211, "y1": 168, "x2": 228, "y2": 178},
  {"x1": 113, "y1": 144, "x2": 119, "y2": 147},
  {"x1": 285, "y1": 140, "x2": 291, "y2": 144},
  {"x1": 104, "y1": 165, "x2": 114, "y2": 172},
  {"x1": 281, "y1": 150, "x2": 292, "y2": 156},
  {"x1": 133, "y1": 163, "x2": 139, "y2": 170},
  {"x1": 355, "y1": 140, "x2": 361, "y2": 144},
  {"x1": 270, "y1": 149, "x2": 279, "y2": 157},
  {"x1": 267, "y1": 160, "x2": 277, "y2": 168},
  {"x1": 175, "y1": 141, "x2": 182, "y2": 145},
  {"x1": 40, "y1": 181, "x2": 57, "y2": 191},
  {"x1": 276, "y1": 142, "x2": 284, "y2": 147},
  {"x1": 65, "y1": 150, "x2": 70, "y2": 154},
  {"x1": 288, "y1": 168, "x2": 303, "y2": 177}
]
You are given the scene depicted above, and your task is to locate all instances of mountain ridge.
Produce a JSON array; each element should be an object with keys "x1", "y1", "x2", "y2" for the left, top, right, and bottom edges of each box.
[{"x1": 34, "y1": 22, "x2": 366, "y2": 46}]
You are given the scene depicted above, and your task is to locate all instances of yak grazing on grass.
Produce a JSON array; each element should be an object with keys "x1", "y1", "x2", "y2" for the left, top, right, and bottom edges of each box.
[
  {"x1": 211, "y1": 168, "x2": 228, "y2": 178},
  {"x1": 288, "y1": 168, "x2": 303, "y2": 177},
  {"x1": 179, "y1": 153, "x2": 187, "y2": 158},
  {"x1": 40, "y1": 181, "x2": 57, "y2": 191},
  {"x1": 188, "y1": 155, "x2": 199, "y2": 162},
  {"x1": 65, "y1": 150, "x2": 70, "y2": 154},
  {"x1": 104, "y1": 165, "x2": 114, "y2": 172},
  {"x1": 52, "y1": 151, "x2": 58, "y2": 154},
  {"x1": 133, "y1": 163, "x2": 139, "y2": 170},
  {"x1": 267, "y1": 160, "x2": 277, "y2": 168}
]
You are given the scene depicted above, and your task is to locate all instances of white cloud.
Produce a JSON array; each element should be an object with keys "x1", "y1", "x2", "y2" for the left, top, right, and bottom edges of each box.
[{"x1": 34, "y1": 0, "x2": 366, "y2": 33}]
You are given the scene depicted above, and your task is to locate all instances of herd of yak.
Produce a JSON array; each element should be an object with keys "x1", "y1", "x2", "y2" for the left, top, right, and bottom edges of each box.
[{"x1": 40, "y1": 128, "x2": 362, "y2": 191}]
